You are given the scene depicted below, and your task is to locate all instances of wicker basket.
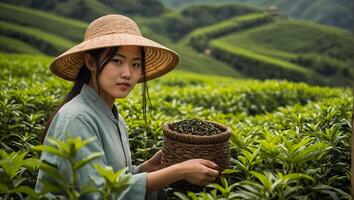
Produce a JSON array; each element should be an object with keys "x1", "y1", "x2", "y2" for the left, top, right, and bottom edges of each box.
[{"x1": 160, "y1": 120, "x2": 231, "y2": 191}]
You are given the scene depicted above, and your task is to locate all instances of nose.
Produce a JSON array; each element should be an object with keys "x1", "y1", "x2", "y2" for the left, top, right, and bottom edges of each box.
[{"x1": 121, "y1": 63, "x2": 132, "y2": 79}]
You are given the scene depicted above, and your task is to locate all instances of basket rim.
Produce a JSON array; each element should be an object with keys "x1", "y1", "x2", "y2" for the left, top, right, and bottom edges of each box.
[{"x1": 163, "y1": 120, "x2": 231, "y2": 144}]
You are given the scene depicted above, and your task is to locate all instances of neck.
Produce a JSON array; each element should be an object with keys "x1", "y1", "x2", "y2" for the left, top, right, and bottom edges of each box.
[{"x1": 88, "y1": 79, "x2": 115, "y2": 108}]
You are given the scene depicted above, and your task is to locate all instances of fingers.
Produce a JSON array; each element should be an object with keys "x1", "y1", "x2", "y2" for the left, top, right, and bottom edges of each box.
[
  {"x1": 198, "y1": 159, "x2": 218, "y2": 169},
  {"x1": 205, "y1": 168, "x2": 219, "y2": 177},
  {"x1": 205, "y1": 175, "x2": 216, "y2": 182},
  {"x1": 192, "y1": 175, "x2": 217, "y2": 186}
]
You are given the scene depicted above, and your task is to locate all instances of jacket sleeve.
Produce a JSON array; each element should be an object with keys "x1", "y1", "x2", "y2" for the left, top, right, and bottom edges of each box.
[{"x1": 36, "y1": 115, "x2": 147, "y2": 200}]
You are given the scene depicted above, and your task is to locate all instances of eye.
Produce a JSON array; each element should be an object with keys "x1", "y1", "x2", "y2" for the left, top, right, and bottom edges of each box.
[
  {"x1": 132, "y1": 62, "x2": 141, "y2": 68},
  {"x1": 111, "y1": 58, "x2": 123, "y2": 65}
]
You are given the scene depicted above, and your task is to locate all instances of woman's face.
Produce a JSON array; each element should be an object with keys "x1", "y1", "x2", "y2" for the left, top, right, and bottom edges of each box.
[{"x1": 97, "y1": 46, "x2": 142, "y2": 101}]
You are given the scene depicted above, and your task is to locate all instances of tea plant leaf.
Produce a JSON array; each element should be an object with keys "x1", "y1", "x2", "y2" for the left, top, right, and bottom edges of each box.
[
  {"x1": 39, "y1": 178, "x2": 64, "y2": 194},
  {"x1": 221, "y1": 169, "x2": 240, "y2": 175},
  {"x1": 12, "y1": 186, "x2": 37, "y2": 197},
  {"x1": 250, "y1": 171, "x2": 272, "y2": 192},
  {"x1": 33, "y1": 145, "x2": 69, "y2": 159},
  {"x1": 13, "y1": 177, "x2": 28, "y2": 188},
  {"x1": 187, "y1": 191, "x2": 200, "y2": 200},
  {"x1": 282, "y1": 173, "x2": 315, "y2": 183},
  {"x1": 207, "y1": 183, "x2": 226, "y2": 194},
  {"x1": 0, "y1": 183, "x2": 9, "y2": 192},
  {"x1": 174, "y1": 192, "x2": 190, "y2": 200},
  {"x1": 73, "y1": 152, "x2": 103, "y2": 171},
  {"x1": 38, "y1": 162, "x2": 67, "y2": 187}
]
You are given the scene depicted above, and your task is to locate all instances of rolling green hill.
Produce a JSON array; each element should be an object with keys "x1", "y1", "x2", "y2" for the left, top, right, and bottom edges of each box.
[
  {"x1": 0, "y1": 35, "x2": 43, "y2": 55},
  {"x1": 160, "y1": 0, "x2": 353, "y2": 31},
  {"x1": 0, "y1": 2, "x2": 240, "y2": 78},
  {"x1": 208, "y1": 20, "x2": 352, "y2": 86},
  {"x1": 0, "y1": 2, "x2": 351, "y2": 87},
  {"x1": 0, "y1": 21, "x2": 75, "y2": 56},
  {"x1": 0, "y1": 2, "x2": 87, "y2": 42},
  {"x1": 0, "y1": 0, "x2": 167, "y2": 21},
  {"x1": 146, "y1": 4, "x2": 259, "y2": 40}
]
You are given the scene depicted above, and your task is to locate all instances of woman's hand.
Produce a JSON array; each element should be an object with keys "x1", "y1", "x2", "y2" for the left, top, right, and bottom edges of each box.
[
  {"x1": 178, "y1": 159, "x2": 219, "y2": 186},
  {"x1": 139, "y1": 150, "x2": 162, "y2": 173},
  {"x1": 146, "y1": 158, "x2": 219, "y2": 192}
]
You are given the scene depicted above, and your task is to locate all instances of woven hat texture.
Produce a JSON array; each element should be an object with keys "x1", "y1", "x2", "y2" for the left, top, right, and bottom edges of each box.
[{"x1": 50, "y1": 14, "x2": 179, "y2": 82}]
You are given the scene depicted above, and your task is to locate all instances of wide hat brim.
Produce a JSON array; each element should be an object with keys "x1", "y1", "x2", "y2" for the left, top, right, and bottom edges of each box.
[{"x1": 50, "y1": 33, "x2": 179, "y2": 82}]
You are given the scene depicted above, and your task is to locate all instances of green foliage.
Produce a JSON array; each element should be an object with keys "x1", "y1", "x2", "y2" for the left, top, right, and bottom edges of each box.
[
  {"x1": 0, "y1": 150, "x2": 40, "y2": 199},
  {"x1": 93, "y1": 164, "x2": 131, "y2": 200},
  {"x1": 33, "y1": 137, "x2": 104, "y2": 199},
  {"x1": 291, "y1": 53, "x2": 352, "y2": 86},
  {"x1": 0, "y1": 54, "x2": 351, "y2": 199},
  {"x1": 0, "y1": 136, "x2": 132, "y2": 199}
]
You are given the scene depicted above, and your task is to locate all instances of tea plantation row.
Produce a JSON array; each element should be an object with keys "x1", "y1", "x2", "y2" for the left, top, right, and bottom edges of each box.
[{"x1": 0, "y1": 54, "x2": 351, "y2": 199}]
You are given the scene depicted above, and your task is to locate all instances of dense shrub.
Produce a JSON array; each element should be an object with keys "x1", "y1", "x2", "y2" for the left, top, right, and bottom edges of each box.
[{"x1": 0, "y1": 54, "x2": 351, "y2": 199}]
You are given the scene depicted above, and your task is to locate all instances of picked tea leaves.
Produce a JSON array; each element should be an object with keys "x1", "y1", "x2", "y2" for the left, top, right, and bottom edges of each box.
[{"x1": 170, "y1": 119, "x2": 222, "y2": 136}]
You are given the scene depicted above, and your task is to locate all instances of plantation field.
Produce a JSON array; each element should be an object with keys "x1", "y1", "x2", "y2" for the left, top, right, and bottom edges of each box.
[
  {"x1": 207, "y1": 20, "x2": 353, "y2": 87},
  {"x1": 0, "y1": 53, "x2": 351, "y2": 199}
]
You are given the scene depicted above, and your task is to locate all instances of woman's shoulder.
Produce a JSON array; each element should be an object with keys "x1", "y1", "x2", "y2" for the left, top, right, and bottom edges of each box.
[
  {"x1": 55, "y1": 95, "x2": 96, "y2": 123},
  {"x1": 47, "y1": 97, "x2": 100, "y2": 139}
]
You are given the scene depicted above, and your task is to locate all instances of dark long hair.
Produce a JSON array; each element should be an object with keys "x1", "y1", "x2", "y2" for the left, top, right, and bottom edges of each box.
[{"x1": 41, "y1": 47, "x2": 149, "y2": 143}]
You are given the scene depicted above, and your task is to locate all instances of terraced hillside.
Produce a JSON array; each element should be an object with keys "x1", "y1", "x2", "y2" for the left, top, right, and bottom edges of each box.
[
  {"x1": 0, "y1": 2, "x2": 241, "y2": 77},
  {"x1": 1, "y1": 2, "x2": 352, "y2": 87},
  {"x1": 180, "y1": 10, "x2": 352, "y2": 87},
  {"x1": 160, "y1": 0, "x2": 353, "y2": 31},
  {"x1": 0, "y1": 0, "x2": 167, "y2": 21}
]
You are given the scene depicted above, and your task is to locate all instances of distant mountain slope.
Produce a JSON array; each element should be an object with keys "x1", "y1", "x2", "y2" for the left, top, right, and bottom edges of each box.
[
  {"x1": 209, "y1": 20, "x2": 353, "y2": 86},
  {"x1": 0, "y1": 2, "x2": 87, "y2": 42},
  {"x1": 0, "y1": 20, "x2": 75, "y2": 55},
  {"x1": 0, "y1": 2, "x2": 240, "y2": 78},
  {"x1": 0, "y1": 0, "x2": 168, "y2": 21},
  {"x1": 0, "y1": 35, "x2": 43, "y2": 54},
  {"x1": 146, "y1": 4, "x2": 259, "y2": 40},
  {"x1": 160, "y1": 0, "x2": 353, "y2": 31}
]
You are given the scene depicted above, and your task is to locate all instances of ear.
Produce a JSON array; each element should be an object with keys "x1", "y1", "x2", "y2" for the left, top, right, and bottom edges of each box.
[{"x1": 84, "y1": 53, "x2": 96, "y2": 72}]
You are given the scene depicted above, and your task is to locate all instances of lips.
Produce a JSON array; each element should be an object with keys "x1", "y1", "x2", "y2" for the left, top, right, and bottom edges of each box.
[{"x1": 117, "y1": 82, "x2": 131, "y2": 87}]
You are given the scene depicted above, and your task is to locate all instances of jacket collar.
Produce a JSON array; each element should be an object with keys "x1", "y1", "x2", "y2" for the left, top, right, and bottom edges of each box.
[{"x1": 80, "y1": 84, "x2": 118, "y2": 125}]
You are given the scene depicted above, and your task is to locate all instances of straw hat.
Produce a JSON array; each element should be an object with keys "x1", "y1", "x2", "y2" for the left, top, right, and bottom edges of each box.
[{"x1": 50, "y1": 14, "x2": 179, "y2": 82}]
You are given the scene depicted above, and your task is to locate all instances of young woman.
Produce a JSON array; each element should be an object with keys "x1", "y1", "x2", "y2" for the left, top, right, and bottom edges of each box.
[{"x1": 36, "y1": 14, "x2": 219, "y2": 199}]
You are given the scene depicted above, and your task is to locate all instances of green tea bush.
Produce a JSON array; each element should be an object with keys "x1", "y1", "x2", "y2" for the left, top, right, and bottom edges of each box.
[
  {"x1": 210, "y1": 43, "x2": 324, "y2": 85},
  {"x1": 0, "y1": 137, "x2": 131, "y2": 199},
  {"x1": 0, "y1": 54, "x2": 351, "y2": 199}
]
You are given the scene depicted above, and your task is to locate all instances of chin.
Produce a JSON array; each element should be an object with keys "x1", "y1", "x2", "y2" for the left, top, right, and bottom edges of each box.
[{"x1": 114, "y1": 93, "x2": 129, "y2": 98}]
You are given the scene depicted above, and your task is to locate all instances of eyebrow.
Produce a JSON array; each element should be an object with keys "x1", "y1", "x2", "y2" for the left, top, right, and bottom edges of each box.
[{"x1": 115, "y1": 53, "x2": 141, "y2": 60}]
